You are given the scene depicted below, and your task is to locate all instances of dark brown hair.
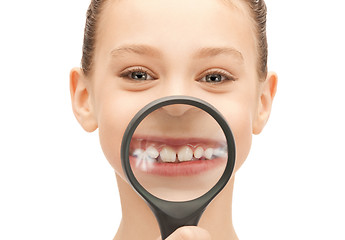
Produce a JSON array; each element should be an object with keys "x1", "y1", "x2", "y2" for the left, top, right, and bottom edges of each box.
[
  {"x1": 244, "y1": 0, "x2": 268, "y2": 79},
  {"x1": 81, "y1": 0, "x2": 109, "y2": 76},
  {"x1": 81, "y1": 0, "x2": 268, "y2": 79}
]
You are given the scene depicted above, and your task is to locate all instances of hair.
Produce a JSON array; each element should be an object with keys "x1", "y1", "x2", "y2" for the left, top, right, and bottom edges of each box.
[
  {"x1": 244, "y1": 0, "x2": 268, "y2": 79},
  {"x1": 81, "y1": 0, "x2": 268, "y2": 79}
]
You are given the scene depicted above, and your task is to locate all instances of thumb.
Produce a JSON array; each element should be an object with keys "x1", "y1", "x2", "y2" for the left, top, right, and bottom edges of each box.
[{"x1": 156, "y1": 226, "x2": 211, "y2": 240}]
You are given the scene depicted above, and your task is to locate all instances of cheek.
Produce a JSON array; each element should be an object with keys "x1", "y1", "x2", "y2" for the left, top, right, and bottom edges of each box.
[
  {"x1": 230, "y1": 114, "x2": 252, "y2": 172},
  {"x1": 98, "y1": 104, "x2": 128, "y2": 179},
  {"x1": 97, "y1": 93, "x2": 146, "y2": 180},
  {"x1": 220, "y1": 104, "x2": 253, "y2": 173}
]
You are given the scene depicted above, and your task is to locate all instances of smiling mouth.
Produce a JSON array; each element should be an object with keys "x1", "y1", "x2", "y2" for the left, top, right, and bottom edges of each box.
[{"x1": 129, "y1": 137, "x2": 227, "y2": 176}]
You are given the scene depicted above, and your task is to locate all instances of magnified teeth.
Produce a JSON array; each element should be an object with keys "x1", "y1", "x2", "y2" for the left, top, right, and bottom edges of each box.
[
  {"x1": 194, "y1": 146, "x2": 204, "y2": 159},
  {"x1": 177, "y1": 146, "x2": 193, "y2": 162},
  {"x1": 146, "y1": 146, "x2": 159, "y2": 159},
  {"x1": 213, "y1": 147, "x2": 227, "y2": 158},
  {"x1": 204, "y1": 148, "x2": 214, "y2": 160},
  {"x1": 160, "y1": 147, "x2": 176, "y2": 162},
  {"x1": 133, "y1": 149, "x2": 144, "y2": 157},
  {"x1": 132, "y1": 144, "x2": 226, "y2": 164}
]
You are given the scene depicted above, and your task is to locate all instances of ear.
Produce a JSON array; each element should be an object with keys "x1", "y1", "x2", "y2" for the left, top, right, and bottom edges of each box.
[
  {"x1": 70, "y1": 68, "x2": 98, "y2": 132},
  {"x1": 252, "y1": 72, "x2": 278, "y2": 134}
]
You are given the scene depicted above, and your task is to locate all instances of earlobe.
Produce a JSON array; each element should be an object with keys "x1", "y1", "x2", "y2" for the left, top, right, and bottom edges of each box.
[
  {"x1": 70, "y1": 68, "x2": 98, "y2": 132},
  {"x1": 252, "y1": 72, "x2": 278, "y2": 135}
]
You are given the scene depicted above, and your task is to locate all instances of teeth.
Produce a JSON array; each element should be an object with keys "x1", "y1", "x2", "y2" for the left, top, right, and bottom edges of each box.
[
  {"x1": 146, "y1": 146, "x2": 159, "y2": 159},
  {"x1": 177, "y1": 146, "x2": 193, "y2": 162},
  {"x1": 132, "y1": 148, "x2": 155, "y2": 171},
  {"x1": 213, "y1": 147, "x2": 227, "y2": 158},
  {"x1": 132, "y1": 145, "x2": 225, "y2": 163},
  {"x1": 160, "y1": 147, "x2": 177, "y2": 162},
  {"x1": 194, "y1": 146, "x2": 204, "y2": 159},
  {"x1": 204, "y1": 148, "x2": 214, "y2": 160},
  {"x1": 133, "y1": 149, "x2": 144, "y2": 157}
]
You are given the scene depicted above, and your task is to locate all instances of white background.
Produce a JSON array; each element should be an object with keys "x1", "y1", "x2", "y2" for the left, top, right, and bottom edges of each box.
[{"x1": 0, "y1": 0, "x2": 344, "y2": 239}]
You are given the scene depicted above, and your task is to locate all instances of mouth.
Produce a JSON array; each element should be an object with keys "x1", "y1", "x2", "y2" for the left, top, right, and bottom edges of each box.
[{"x1": 129, "y1": 136, "x2": 227, "y2": 176}]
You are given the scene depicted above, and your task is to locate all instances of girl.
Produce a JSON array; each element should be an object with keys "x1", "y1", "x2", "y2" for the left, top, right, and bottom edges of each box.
[{"x1": 70, "y1": 0, "x2": 277, "y2": 239}]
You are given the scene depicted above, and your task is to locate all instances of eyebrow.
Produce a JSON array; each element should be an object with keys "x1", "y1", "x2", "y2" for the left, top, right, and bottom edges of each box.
[
  {"x1": 110, "y1": 44, "x2": 162, "y2": 58},
  {"x1": 110, "y1": 44, "x2": 244, "y2": 62},
  {"x1": 193, "y1": 47, "x2": 244, "y2": 62}
]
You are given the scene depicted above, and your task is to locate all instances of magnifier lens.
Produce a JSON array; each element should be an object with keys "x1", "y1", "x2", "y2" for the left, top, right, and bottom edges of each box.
[{"x1": 129, "y1": 103, "x2": 228, "y2": 202}]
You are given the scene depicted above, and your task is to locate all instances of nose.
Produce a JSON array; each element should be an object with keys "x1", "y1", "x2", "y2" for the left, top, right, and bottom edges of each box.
[
  {"x1": 161, "y1": 104, "x2": 194, "y2": 117},
  {"x1": 157, "y1": 75, "x2": 198, "y2": 116}
]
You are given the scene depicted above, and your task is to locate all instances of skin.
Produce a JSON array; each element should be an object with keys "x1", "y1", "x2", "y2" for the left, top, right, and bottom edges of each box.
[{"x1": 70, "y1": 0, "x2": 277, "y2": 239}]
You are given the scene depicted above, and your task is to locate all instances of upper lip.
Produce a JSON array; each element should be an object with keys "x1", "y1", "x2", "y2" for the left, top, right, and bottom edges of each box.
[
  {"x1": 130, "y1": 136, "x2": 226, "y2": 152},
  {"x1": 130, "y1": 135, "x2": 225, "y2": 149}
]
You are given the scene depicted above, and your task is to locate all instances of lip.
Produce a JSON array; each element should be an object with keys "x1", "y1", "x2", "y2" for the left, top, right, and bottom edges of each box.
[
  {"x1": 130, "y1": 136, "x2": 225, "y2": 151},
  {"x1": 129, "y1": 156, "x2": 226, "y2": 176}
]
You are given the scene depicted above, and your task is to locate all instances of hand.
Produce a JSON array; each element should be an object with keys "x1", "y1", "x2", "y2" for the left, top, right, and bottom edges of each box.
[{"x1": 157, "y1": 226, "x2": 211, "y2": 240}]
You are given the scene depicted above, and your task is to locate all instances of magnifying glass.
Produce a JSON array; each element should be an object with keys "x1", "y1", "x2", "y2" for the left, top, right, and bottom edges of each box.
[{"x1": 121, "y1": 96, "x2": 235, "y2": 239}]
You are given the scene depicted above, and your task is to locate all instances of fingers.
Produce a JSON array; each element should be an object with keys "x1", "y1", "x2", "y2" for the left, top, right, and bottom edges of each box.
[{"x1": 157, "y1": 226, "x2": 211, "y2": 240}]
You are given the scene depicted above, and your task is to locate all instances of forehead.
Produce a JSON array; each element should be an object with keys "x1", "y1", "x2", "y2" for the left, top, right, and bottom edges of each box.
[{"x1": 95, "y1": 0, "x2": 256, "y2": 68}]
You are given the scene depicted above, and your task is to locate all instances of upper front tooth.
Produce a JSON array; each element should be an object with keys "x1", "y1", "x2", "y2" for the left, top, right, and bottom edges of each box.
[
  {"x1": 177, "y1": 146, "x2": 193, "y2": 162},
  {"x1": 160, "y1": 147, "x2": 176, "y2": 162},
  {"x1": 194, "y1": 146, "x2": 204, "y2": 159},
  {"x1": 146, "y1": 146, "x2": 159, "y2": 159},
  {"x1": 204, "y1": 148, "x2": 214, "y2": 159}
]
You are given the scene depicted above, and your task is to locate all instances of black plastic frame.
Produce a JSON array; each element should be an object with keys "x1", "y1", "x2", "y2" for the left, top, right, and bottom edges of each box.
[{"x1": 121, "y1": 96, "x2": 236, "y2": 239}]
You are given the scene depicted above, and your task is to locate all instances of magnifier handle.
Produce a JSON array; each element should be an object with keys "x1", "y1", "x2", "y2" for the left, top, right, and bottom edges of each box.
[{"x1": 154, "y1": 208, "x2": 205, "y2": 239}]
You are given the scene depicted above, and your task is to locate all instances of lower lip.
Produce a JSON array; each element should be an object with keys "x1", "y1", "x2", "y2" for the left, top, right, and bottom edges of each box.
[{"x1": 129, "y1": 156, "x2": 226, "y2": 176}]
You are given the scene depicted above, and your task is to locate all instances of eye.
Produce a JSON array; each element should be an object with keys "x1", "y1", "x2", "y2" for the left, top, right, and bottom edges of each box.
[
  {"x1": 198, "y1": 69, "x2": 236, "y2": 84},
  {"x1": 119, "y1": 67, "x2": 156, "y2": 81},
  {"x1": 205, "y1": 74, "x2": 223, "y2": 83}
]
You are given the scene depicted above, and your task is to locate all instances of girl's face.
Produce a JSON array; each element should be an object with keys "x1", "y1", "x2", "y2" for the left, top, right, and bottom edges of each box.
[{"x1": 73, "y1": 0, "x2": 274, "y2": 181}]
